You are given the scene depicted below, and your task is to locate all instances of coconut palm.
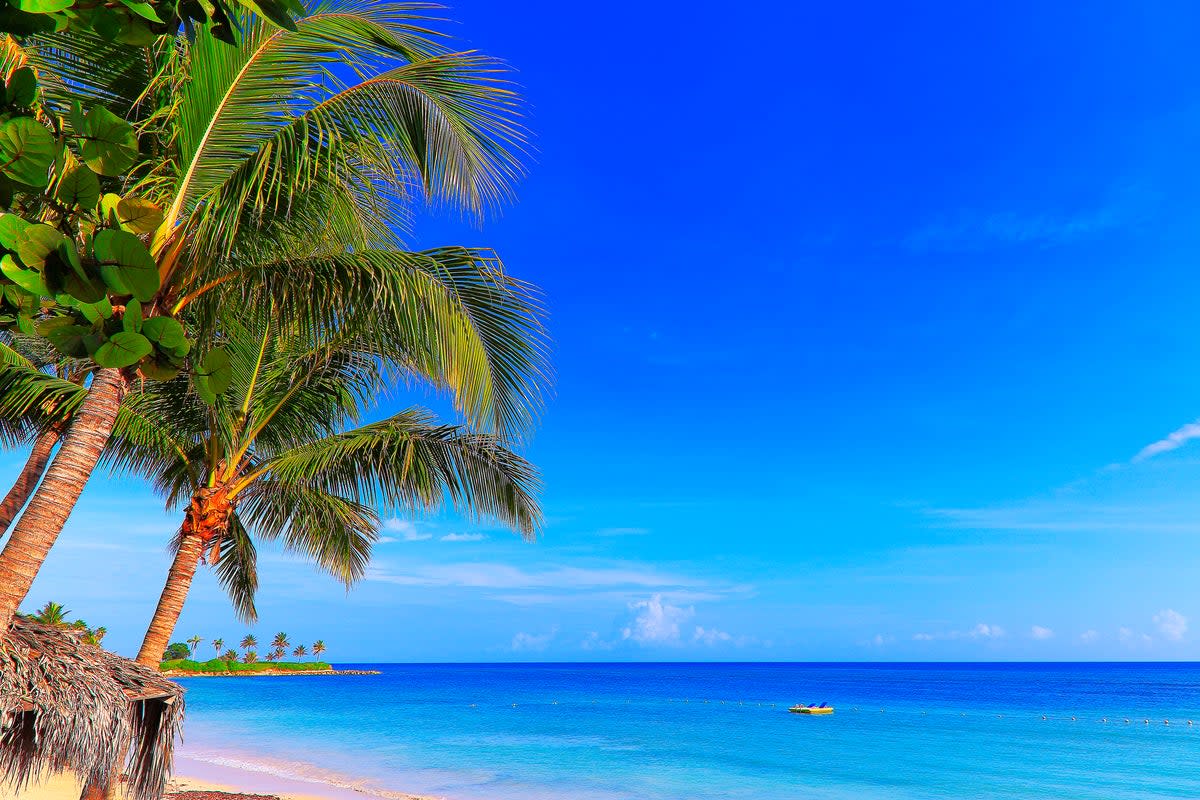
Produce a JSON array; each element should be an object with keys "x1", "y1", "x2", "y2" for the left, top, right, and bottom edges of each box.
[
  {"x1": 239, "y1": 634, "x2": 257, "y2": 651},
  {"x1": 312, "y1": 640, "x2": 326, "y2": 659},
  {"x1": 212, "y1": 637, "x2": 224, "y2": 656},
  {"x1": 0, "y1": 1, "x2": 543, "y2": 629},
  {"x1": 186, "y1": 635, "x2": 202, "y2": 656},
  {"x1": 271, "y1": 632, "x2": 289, "y2": 651},
  {"x1": 110, "y1": 310, "x2": 541, "y2": 667},
  {"x1": 243, "y1": 650, "x2": 258, "y2": 664},
  {"x1": 220, "y1": 649, "x2": 238, "y2": 661},
  {"x1": 29, "y1": 600, "x2": 69, "y2": 625},
  {"x1": 293, "y1": 645, "x2": 307, "y2": 659}
]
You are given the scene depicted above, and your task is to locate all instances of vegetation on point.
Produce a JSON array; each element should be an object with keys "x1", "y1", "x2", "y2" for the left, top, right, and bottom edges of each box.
[{"x1": 160, "y1": 658, "x2": 331, "y2": 673}]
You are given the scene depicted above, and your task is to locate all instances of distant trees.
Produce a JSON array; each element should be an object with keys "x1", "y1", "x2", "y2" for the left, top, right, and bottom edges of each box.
[
  {"x1": 293, "y1": 645, "x2": 307, "y2": 658},
  {"x1": 163, "y1": 642, "x2": 190, "y2": 660},
  {"x1": 271, "y1": 632, "x2": 290, "y2": 651},
  {"x1": 240, "y1": 634, "x2": 257, "y2": 651},
  {"x1": 220, "y1": 649, "x2": 238, "y2": 662},
  {"x1": 212, "y1": 638, "x2": 224, "y2": 656},
  {"x1": 187, "y1": 635, "x2": 202, "y2": 656},
  {"x1": 243, "y1": 650, "x2": 258, "y2": 664},
  {"x1": 24, "y1": 601, "x2": 107, "y2": 645},
  {"x1": 312, "y1": 640, "x2": 326, "y2": 660}
]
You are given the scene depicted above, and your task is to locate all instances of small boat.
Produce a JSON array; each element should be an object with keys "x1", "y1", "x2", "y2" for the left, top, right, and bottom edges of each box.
[{"x1": 789, "y1": 703, "x2": 833, "y2": 715}]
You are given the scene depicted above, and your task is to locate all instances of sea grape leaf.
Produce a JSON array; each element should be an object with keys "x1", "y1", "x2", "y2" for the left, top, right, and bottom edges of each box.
[
  {"x1": 137, "y1": 353, "x2": 183, "y2": 380},
  {"x1": 93, "y1": 229, "x2": 159, "y2": 301},
  {"x1": 15, "y1": 223, "x2": 67, "y2": 269},
  {"x1": 0, "y1": 5, "x2": 57, "y2": 35},
  {"x1": 142, "y1": 315, "x2": 187, "y2": 350},
  {"x1": 0, "y1": 253, "x2": 47, "y2": 296},
  {"x1": 5, "y1": 67, "x2": 38, "y2": 107},
  {"x1": 195, "y1": 346, "x2": 231, "y2": 403},
  {"x1": 0, "y1": 213, "x2": 29, "y2": 250},
  {"x1": 116, "y1": 196, "x2": 163, "y2": 234},
  {"x1": 0, "y1": 118, "x2": 54, "y2": 188},
  {"x1": 123, "y1": 297, "x2": 142, "y2": 332},
  {"x1": 42, "y1": 322, "x2": 92, "y2": 357},
  {"x1": 93, "y1": 330, "x2": 152, "y2": 368},
  {"x1": 55, "y1": 165, "x2": 101, "y2": 209},
  {"x1": 116, "y1": 0, "x2": 163, "y2": 21},
  {"x1": 80, "y1": 106, "x2": 138, "y2": 176},
  {"x1": 99, "y1": 192, "x2": 121, "y2": 225}
]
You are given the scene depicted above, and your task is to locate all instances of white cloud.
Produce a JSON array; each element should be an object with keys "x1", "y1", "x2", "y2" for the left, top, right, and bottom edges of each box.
[
  {"x1": 1119, "y1": 626, "x2": 1152, "y2": 647},
  {"x1": 913, "y1": 623, "x2": 1005, "y2": 642},
  {"x1": 1154, "y1": 609, "x2": 1188, "y2": 641},
  {"x1": 693, "y1": 626, "x2": 732, "y2": 646},
  {"x1": 384, "y1": 520, "x2": 431, "y2": 541},
  {"x1": 1079, "y1": 629, "x2": 1099, "y2": 644},
  {"x1": 511, "y1": 627, "x2": 557, "y2": 652},
  {"x1": 440, "y1": 533, "x2": 486, "y2": 542},
  {"x1": 1031, "y1": 625, "x2": 1054, "y2": 640},
  {"x1": 1134, "y1": 421, "x2": 1200, "y2": 462},
  {"x1": 621, "y1": 594, "x2": 693, "y2": 645},
  {"x1": 581, "y1": 632, "x2": 614, "y2": 651},
  {"x1": 867, "y1": 634, "x2": 894, "y2": 647}
]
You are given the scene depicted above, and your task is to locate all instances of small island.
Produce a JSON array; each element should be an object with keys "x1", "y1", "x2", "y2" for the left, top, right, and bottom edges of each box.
[{"x1": 159, "y1": 632, "x2": 380, "y2": 677}]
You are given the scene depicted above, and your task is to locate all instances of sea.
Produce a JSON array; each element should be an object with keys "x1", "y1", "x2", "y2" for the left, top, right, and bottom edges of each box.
[{"x1": 175, "y1": 662, "x2": 1200, "y2": 800}]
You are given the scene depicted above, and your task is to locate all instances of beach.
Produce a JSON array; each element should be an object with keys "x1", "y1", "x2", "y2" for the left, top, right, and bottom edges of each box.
[{"x1": 14, "y1": 771, "x2": 341, "y2": 800}]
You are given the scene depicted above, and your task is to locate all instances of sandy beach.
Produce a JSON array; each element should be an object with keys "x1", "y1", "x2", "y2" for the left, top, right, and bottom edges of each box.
[{"x1": 11, "y1": 770, "x2": 435, "y2": 800}]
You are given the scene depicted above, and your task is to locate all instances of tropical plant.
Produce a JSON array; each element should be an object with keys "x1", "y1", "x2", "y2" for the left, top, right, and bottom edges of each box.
[
  {"x1": 212, "y1": 637, "x2": 224, "y2": 655},
  {"x1": 119, "y1": 310, "x2": 542, "y2": 667},
  {"x1": 271, "y1": 647, "x2": 285, "y2": 661},
  {"x1": 163, "y1": 641, "x2": 190, "y2": 660},
  {"x1": 271, "y1": 631, "x2": 289, "y2": 651},
  {"x1": 292, "y1": 644, "x2": 307, "y2": 658},
  {"x1": 0, "y1": 2, "x2": 541, "y2": 632},
  {"x1": 242, "y1": 650, "x2": 257, "y2": 664},
  {"x1": 29, "y1": 600, "x2": 68, "y2": 625},
  {"x1": 312, "y1": 640, "x2": 325, "y2": 659},
  {"x1": 220, "y1": 648, "x2": 237, "y2": 661},
  {"x1": 239, "y1": 634, "x2": 257, "y2": 651},
  {"x1": 186, "y1": 634, "x2": 202, "y2": 656}
]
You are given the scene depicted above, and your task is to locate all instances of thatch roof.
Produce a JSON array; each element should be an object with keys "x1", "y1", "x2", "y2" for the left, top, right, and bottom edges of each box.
[{"x1": 0, "y1": 618, "x2": 184, "y2": 800}]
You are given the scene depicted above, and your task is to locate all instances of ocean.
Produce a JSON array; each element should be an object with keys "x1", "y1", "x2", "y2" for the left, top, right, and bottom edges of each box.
[{"x1": 175, "y1": 663, "x2": 1200, "y2": 799}]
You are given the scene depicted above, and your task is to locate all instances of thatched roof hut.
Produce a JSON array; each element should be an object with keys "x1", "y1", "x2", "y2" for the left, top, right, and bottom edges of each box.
[{"x1": 0, "y1": 618, "x2": 184, "y2": 800}]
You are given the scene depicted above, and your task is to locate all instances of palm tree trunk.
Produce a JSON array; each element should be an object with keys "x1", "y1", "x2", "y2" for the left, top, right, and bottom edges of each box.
[
  {"x1": 136, "y1": 528, "x2": 203, "y2": 667},
  {"x1": 0, "y1": 369, "x2": 126, "y2": 630},
  {"x1": 0, "y1": 427, "x2": 60, "y2": 535}
]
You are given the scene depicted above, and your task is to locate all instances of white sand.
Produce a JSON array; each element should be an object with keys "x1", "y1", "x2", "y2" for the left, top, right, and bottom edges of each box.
[{"x1": 11, "y1": 771, "x2": 341, "y2": 800}]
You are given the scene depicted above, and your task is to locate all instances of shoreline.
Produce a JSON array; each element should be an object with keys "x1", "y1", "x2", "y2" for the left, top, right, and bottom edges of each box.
[{"x1": 164, "y1": 669, "x2": 382, "y2": 678}]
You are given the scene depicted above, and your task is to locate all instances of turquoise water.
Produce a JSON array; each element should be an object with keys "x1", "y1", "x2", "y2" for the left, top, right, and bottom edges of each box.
[{"x1": 177, "y1": 663, "x2": 1200, "y2": 799}]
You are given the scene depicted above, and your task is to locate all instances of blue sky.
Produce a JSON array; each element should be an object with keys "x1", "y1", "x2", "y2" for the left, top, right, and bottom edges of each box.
[{"x1": 8, "y1": 1, "x2": 1200, "y2": 661}]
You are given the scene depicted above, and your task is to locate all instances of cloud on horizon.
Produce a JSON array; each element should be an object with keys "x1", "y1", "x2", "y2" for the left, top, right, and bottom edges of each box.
[
  {"x1": 1133, "y1": 420, "x2": 1200, "y2": 462},
  {"x1": 1031, "y1": 625, "x2": 1054, "y2": 640},
  {"x1": 1154, "y1": 609, "x2": 1188, "y2": 641},
  {"x1": 914, "y1": 623, "x2": 1005, "y2": 642}
]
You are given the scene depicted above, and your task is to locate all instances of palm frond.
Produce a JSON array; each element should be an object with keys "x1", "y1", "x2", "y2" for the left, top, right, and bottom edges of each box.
[
  {"x1": 211, "y1": 512, "x2": 258, "y2": 623},
  {"x1": 262, "y1": 406, "x2": 542, "y2": 537}
]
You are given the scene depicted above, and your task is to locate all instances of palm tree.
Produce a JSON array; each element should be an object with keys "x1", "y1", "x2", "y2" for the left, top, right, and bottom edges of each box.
[
  {"x1": 240, "y1": 634, "x2": 257, "y2": 651},
  {"x1": 243, "y1": 650, "x2": 258, "y2": 664},
  {"x1": 212, "y1": 637, "x2": 224, "y2": 656},
  {"x1": 187, "y1": 635, "x2": 203, "y2": 656},
  {"x1": 271, "y1": 632, "x2": 290, "y2": 651},
  {"x1": 221, "y1": 649, "x2": 238, "y2": 662},
  {"x1": 117, "y1": 311, "x2": 541, "y2": 667},
  {"x1": 271, "y1": 647, "x2": 285, "y2": 661},
  {"x1": 0, "y1": 3, "x2": 541, "y2": 630},
  {"x1": 312, "y1": 640, "x2": 326, "y2": 660},
  {"x1": 30, "y1": 600, "x2": 69, "y2": 625},
  {"x1": 293, "y1": 644, "x2": 307, "y2": 659}
]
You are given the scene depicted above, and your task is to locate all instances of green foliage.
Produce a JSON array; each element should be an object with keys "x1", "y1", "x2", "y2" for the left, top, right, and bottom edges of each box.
[
  {"x1": 162, "y1": 641, "x2": 191, "y2": 660},
  {"x1": 161, "y1": 659, "x2": 331, "y2": 673}
]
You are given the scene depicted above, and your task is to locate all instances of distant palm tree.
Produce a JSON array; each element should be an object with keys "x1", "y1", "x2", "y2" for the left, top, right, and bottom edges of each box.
[
  {"x1": 240, "y1": 634, "x2": 257, "y2": 651},
  {"x1": 264, "y1": 650, "x2": 278, "y2": 662},
  {"x1": 271, "y1": 632, "x2": 290, "y2": 651},
  {"x1": 187, "y1": 635, "x2": 202, "y2": 656},
  {"x1": 243, "y1": 650, "x2": 258, "y2": 664},
  {"x1": 271, "y1": 647, "x2": 285, "y2": 661},
  {"x1": 213, "y1": 638, "x2": 224, "y2": 656},
  {"x1": 293, "y1": 645, "x2": 307, "y2": 658},
  {"x1": 312, "y1": 640, "x2": 326, "y2": 660},
  {"x1": 30, "y1": 601, "x2": 69, "y2": 625},
  {"x1": 221, "y1": 649, "x2": 237, "y2": 661}
]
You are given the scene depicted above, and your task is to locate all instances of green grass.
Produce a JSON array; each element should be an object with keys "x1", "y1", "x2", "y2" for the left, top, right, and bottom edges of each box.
[{"x1": 160, "y1": 658, "x2": 332, "y2": 673}]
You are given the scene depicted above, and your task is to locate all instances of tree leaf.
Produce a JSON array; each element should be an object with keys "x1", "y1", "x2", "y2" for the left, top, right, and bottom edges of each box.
[
  {"x1": 76, "y1": 297, "x2": 113, "y2": 323},
  {"x1": 0, "y1": 253, "x2": 47, "y2": 296},
  {"x1": 93, "y1": 330, "x2": 152, "y2": 368},
  {"x1": 116, "y1": 0, "x2": 162, "y2": 22},
  {"x1": 55, "y1": 165, "x2": 101, "y2": 209},
  {"x1": 0, "y1": 213, "x2": 30, "y2": 251},
  {"x1": 142, "y1": 315, "x2": 186, "y2": 350},
  {"x1": 41, "y1": 321, "x2": 92, "y2": 357},
  {"x1": 99, "y1": 192, "x2": 121, "y2": 225},
  {"x1": 5, "y1": 67, "x2": 38, "y2": 108},
  {"x1": 123, "y1": 297, "x2": 142, "y2": 332},
  {"x1": 80, "y1": 106, "x2": 138, "y2": 177},
  {"x1": 0, "y1": 117, "x2": 54, "y2": 188},
  {"x1": 116, "y1": 196, "x2": 163, "y2": 234},
  {"x1": 196, "y1": 346, "x2": 231, "y2": 403},
  {"x1": 15, "y1": 223, "x2": 67, "y2": 270},
  {"x1": 93, "y1": 229, "x2": 159, "y2": 301}
]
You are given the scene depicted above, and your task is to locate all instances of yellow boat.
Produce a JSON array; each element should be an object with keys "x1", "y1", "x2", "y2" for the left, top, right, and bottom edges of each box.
[{"x1": 789, "y1": 704, "x2": 834, "y2": 715}]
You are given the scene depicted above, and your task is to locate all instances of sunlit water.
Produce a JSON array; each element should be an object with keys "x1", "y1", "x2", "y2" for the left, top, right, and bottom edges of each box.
[{"x1": 176, "y1": 663, "x2": 1200, "y2": 799}]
